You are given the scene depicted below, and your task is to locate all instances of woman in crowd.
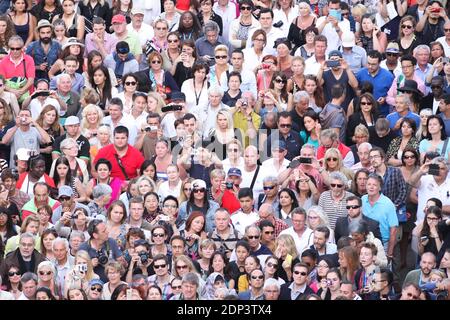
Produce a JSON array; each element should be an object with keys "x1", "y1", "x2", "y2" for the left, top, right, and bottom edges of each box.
[
  {"x1": 80, "y1": 104, "x2": 104, "y2": 146},
  {"x1": 0, "y1": 97, "x2": 16, "y2": 164},
  {"x1": 208, "y1": 45, "x2": 231, "y2": 88},
  {"x1": 346, "y1": 93, "x2": 378, "y2": 145},
  {"x1": 197, "y1": 0, "x2": 222, "y2": 35},
  {"x1": 159, "y1": 0, "x2": 181, "y2": 32},
  {"x1": 299, "y1": 109, "x2": 321, "y2": 150},
  {"x1": 181, "y1": 62, "x2": 209, "y2": 112},
  {"x1": 177, "y1": 11, "x2": 202, "y2": 42},
  {"x1": 39, "y1": 228, "x2": 58, "y2": 261},
  {"x1": 37, "y1": 261, "x2": 59, "y2": 299},
  {"x1": 419, "y1": 115, "x2": 449, "y2": 162},
  {"x1": 53, "y1": 0, "x2": 85, "y2": 41},
  {"x1": 4, "y1": 265, "x2": 22, "y2": 299},
  {"x1": 309, "y1": 257, "x2": 334, "y2": 292},
  {"x1": 8, "y1": 0, "x2": 35, "y2": 48},
  {"x1": 147, "y1": 285, "x2": 163, "y2": 300},
  {"x1": 179, "y1": 212, "x2": 207, "y2": 261},
  {"x1": 178, "y1": 178, "x2": 194, "y2": 204},
  {"x1": 48, "y1": 38, "x2": 85, "y2": 77},
  {"x1": 318, "y1": 268, "x2": 343, "y2": 299},
  {"x1": 227, "y1": 240, "x2": 250, "y2": 290},
  {"x1": 172, "y1": 39, "x2": 197, "y2": 89},
  {"x1": 179, "y1": 146, "x2": 222, "y2": 187},
  {"x1": 222, "y1": 71, "x2": 242, "y2": 108},
  {"x1": 4, "y1": 215, "x2": 41, "y2": 255},
  {"x1": 17, "y1": 155, "x2": 55, "y2": 198},
  {"x1": 50, "y1": 138, "x2": 89, "y2": 185},
  {"x1": 386, "y1": 118, "x2": 419, "y2": 167},
  {"x1": 264, "y1": 255, "x2": 285, "y2": 286},
  {"x1": 35, "y1": 286, "x2": 57, "y2": 300},
  {"x1": 173, "y1": 255, "x2": 202, "y2": 282},
  {"x1": 243, "y1": 29, "x2": 267, "y2": 74},
  {"x1": 287, "y1": 1, "x2": 316, "y2": 53},
  {"x1": 348, "y1": 220, "x2": 387, "y2": 267},
  {"x1": 197, "y1": 239, "x2": 217, "y2": 280},
  {"x1": 306, "y1": 206, "x2": 335, "y2": 244},
  {"x1": 53, "y1": 19, "x2": 69, "y2": 47},
  {"x1": 89, "y1": 65, "x2": 118, "y2": 112},
  {"x1": 256, "y1": 55, "x2": 278, "y2": 92},
  {"x1": 237, "y1": 255, "x2": 261, "y2": 293},
  {"x1": 416, "y1": 206, "x2": 443, "y2": 257},
  {"x1": 338, "y1": 246, "x2": 359, "y2": 284},
  {"x1": 55, "y1": 207, "x2": 90, "y2": 240},
  {"x1": 0, "y1": 206, "x2": 19, "y2": 246},
  {"x1": 275, "y1": 39, "x2": 294, "y2": 79},
  {"x1": 269, "y1": 72, "x2": 293, "y2": 111},
  {"x1": 83, "y1": 50, "x2": 118, "y2": 90},
  {"x1": 102, "y1": 261, "x2": 127, "y2": 300},
  {"x1": 273, "y1": 0, "x2": 297, "y2": 36},
  {"x1": 351, "y1": 168, "x2": 369, "y2": 198},
  {"x1": 304, "y1": 75, "x2": 325, "y2": 112},
  {"x1": 277, "y1": 188, "x2": 299, "y2": 221},
  {"x1": 30, "y1": 0, "x2": 62, "y2": 26},
  {"x1": 64, "y1": 249, "x2": 99, "y2": 297},
  {"x1": 349, "y1": 125, "x2": 370, "y2": 164},
  {"x1": 162, "y1": 32, "x2": 181, "y2": 73},
  {"x1": 113, "y1": 73, "x2": 138, "y2": 115},
  {"x1": 221, "y1": 139, "x2": 244, "y2": 174},
  {"x1": 136, "y1": 176, "x2": 157, "y2": 198},
  {"x1": 143, "y1": 192, "x2": 161, "y2": 224},
  {"x1": 321, "y1": 148, "x2": 354, "y2": 187},
  {"x1": 294, "y1": 26, "x2": 318, "y2": 59},
  {"x1": 140, "y1": 160, "x2": 158, "y2": 183},
  {"x1": 147, "y1": 92, "x2": 165, "y2": 115},
  {"x1": 286, "y1": 57, "x2": 305, "y2": 95},
  {"x1": 86, "y1": 158, "x2": 122, "y2": 208},
  {"x1": 52, "y1": 156, "x2": 86, "y2": 202},
  {"x1": 150, "y1": 225, "x2": 170, "y2": 257},
  {"x1": 78, "y1": 0, "x2": 111, "y2": 32},
  {"x1": 356, "y1": 14, "x2": 387, "y2": 53},
  {"x1": 36, "y1": 105, "x2": 64, "y2": 173},
  {"x1": 112, "y1": 0, "x2": 132, "y2": 23},
  {"x1": 429, "y1": 41, "x2": 445, "y2": 65},
  {"x1": 0, "y1": 75, "x2": 19, "y2": 117},
  {"x1": 105, "y1": 200, "x2": 129, "y2": 251},
  {"x1": 152, "y1": 139, "x2": 173, "y2": 181},
  {"x1": 274, "y1": 234, "x2": 299, "y2": 283},
  {"x1": 229, "y1": 0, "x2": 260, "y2": 49},
  {"x1": 416, "y1": 108, "x2": 432, "y2": 141},
  {"x1": 209, "y1": 251, "x2": 231, "y2": 286},
  {"x1": 397, "y1": 15, "x2": 419, "y2": 56}
]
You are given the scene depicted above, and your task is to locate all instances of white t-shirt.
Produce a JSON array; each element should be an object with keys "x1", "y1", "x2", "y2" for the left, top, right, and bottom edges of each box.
[
  {"x1": 230, "y1": 210, "x2": 259, "y2": 235},
  {"x1": 316, "y1": 16, "x2": 350, "y2": 55},
  {"x1": 29, "y1": 97, "x2": 61, "y2": 119}
]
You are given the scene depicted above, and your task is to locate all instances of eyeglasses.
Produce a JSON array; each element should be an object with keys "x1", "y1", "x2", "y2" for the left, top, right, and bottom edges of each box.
[
  {"x1": 125, "y1": 81, "x2": 137, "y2": 86},
  {"x1": 153, "y1": 233, "x2": 165, "y2": 238},
  {"x1": 401, "y1": 25, "x2": 413, "y2": 29},
  {"x1": 39, "y1": 271, "x2": 52, "y2": 276},
  {"x1": 156, "y1": 27, "x2": 167, "y2": 30},
  {"x1": 406, "y1": 292, "x2": 419, "y2": 300},
  {"x1": 360, "y1": 102, "x2": 372, "y2": 106},
  {"x1": 279, "y1": 124, "x2": 291, "y2": 128},
  {"x1": 275, "y1": 78, "x2": 286, "y2": 84},
  {"x1": 264, "y1": 230, "x2": 275, "y2": 235},
  {"x1": 251, "y1": 275, "x2": 264, "y2": 280},
  {"x1": 293, "y1": 271, "x2": 308, "y2": 276},
  {"x1": 168, "y1": 39, "x2": 179, "y2": 43},
  {"x1": 90, "y1": 286, "x2": 103, "y2": 292},
  {"x1": 154, "y1": 264, "x2": 167, "y2": 269},
  {"x1": 59, "y1": 196, "x2": 71, "y2": 201},
  {"x1": 346, "y1": 205, "x2": 360, "y2": 209},
  {"x1": 263, "y1": 185, "x2": 275, "y2": 190},
  {"x1": 403, "y1": 155, "x2": 415, "y2": 159},
  {"x1": 193, "y1": 188, "x2": 206, "y2": 193},
  {"x1": 176, "y1": 265, "x2": 188, "y2": 270},
  {"x1": 247, "y1": 235, "x2": 259, "y2": 239},
  {"x1": 151, "y1": 60, "x2": 162, "y2": 64},
  {"x1": 163, "y1": 204, "x2": 177, "y2": 209},
  {"x1": 215, "y1": 55, "x2": 227, "y2": 59},
  {"x1": 445, "y1": 28, "x2": 450, "y2": 32},
  {"x1": 171, "y1": 285, "x2": 182, "y2": 289},
  {"x1": 8, "y1": 271, "x2": 20, "y2": 277},
  {"x1": 267, "y1": 262, "x2": 278, "y2": 268},
  {"x1": 330, "y1": 183, "x2": 343, "y2": 188},
  {"x1": 10, "y1": 47, "x2": 22, "y2": 51},
  {"x1": 240, "y1": 6, "x2": 252, "y2": 10},
  {"x1": 228, "y1": 148, "x2": 238, "y2": 152},
  {"x1": 326, "y1": 157, "x2": 338, "y2": 162}
]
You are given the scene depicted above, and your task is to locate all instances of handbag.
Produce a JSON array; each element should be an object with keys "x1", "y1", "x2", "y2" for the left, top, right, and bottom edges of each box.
[{"x1": 5, "y1": 59, "x2": 29, "y2": 103}]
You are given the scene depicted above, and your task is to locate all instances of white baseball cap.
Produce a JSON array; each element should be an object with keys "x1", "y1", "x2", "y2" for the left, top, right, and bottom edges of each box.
[
  {"x1": 341, "y1": 31, "x2": 355, "y2": 48},
  {"x1": 16, "y1": 148, "x2": 31, "y2": 161}
]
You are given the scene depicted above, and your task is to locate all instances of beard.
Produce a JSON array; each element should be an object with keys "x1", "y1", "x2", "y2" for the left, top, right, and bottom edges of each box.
[{"x1": 41, "y1": 37, "x2": 51, "y2": 44}]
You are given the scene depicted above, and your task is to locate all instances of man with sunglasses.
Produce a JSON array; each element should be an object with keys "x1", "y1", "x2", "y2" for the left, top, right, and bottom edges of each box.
[
  {"x1": 51, "y1": 186, "x2": 91, "y2": 224},
  {"x1": 87, "y1": 278, "x2": 104, "y2": 300},
  {"x1": 368, "y1": 267, "x2": 395, "y2": 300},
  {"x1": 245, "y1": 224, "x2": 272, "y2": 264},
  {"x1": 147, "y1": 254, "x2": 173, "y2": 300},
  {"x1": 436, "y1": 21, "x2": 450, "y2": 57},
  {"x1": 238, "y1": 268, "x2": 265, "y2": 300},
  {"x1": 380, "y1": 43, "x2": 402, "y2": 78},
  {"x1": 266, "y1": 111, "x2": 303, "y2": 161},
  {"x1": 111, "y1": 14, "x2": 142, "y2": 63},
  {"x1": 279, "y1": 262, "x2": 314, "y2": 300}
]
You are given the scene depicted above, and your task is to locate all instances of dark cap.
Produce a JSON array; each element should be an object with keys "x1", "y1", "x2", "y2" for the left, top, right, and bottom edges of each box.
[
  {"x1": 170, "y1": 91, "x2": 186, "y2": 101},
  {"x1": 328, "y1": 50, "x2": 343, "y2": 59},
  {"x1": 227, "y1": 168, "x2": 242, "y2": 177},
  {"x1": 274, "y1": 37, "x2": 292, "y2": 50},
  {"x1": 116, "y1": 41, "x2": 130, "y2": 54},
  {"x1": 428, "y1": 0, "x2": 443, "y2": 7}
]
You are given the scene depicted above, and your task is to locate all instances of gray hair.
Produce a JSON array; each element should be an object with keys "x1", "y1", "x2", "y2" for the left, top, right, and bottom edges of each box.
[
  {"x1": 8, "y1": 35, "x2": 24, "y2": 47},
  {"x1": 263, "y1": 175, "x2": 278, "y2": 185},
  {"x1": 203, "y1": 20, "x2": 219, "y2": 34},
  {"x1": 293, "y1": 90, "x2": 310, "y2": 103},
  {"x1": 52, "y1": 237, "x2": 69, "y2": 252},
  {"x1": 396, "y1": 93, "x2": 411, "y2": 106},
  {"x1": 60, "y1": 138, "x2": 78, "y2": 150},
  {"x1": 264, "y1": 278, "x2": 281, "y2": 290},
  {"x1": 56, "y1": 73, "x2": 72, "y2": 85},
  {"x1": 208, "y1": 85, "x2": 224, "y2": 97},
  {"x1": 348, "y1": 220, "x2": 368, "y2": 235},
  {"x1": 20, "y1": 232, "x2": 36, "y2": 244},
  {"x1": 182, "y1": 272, "x2": 199, "y2": 287},
  {"x1": 136, "y1": 175, "x2": 157, "y2": 191},
  {"x1": 329, "y1": 171, "x2": 348, "y2": 185},
  {"x1": 301, "y1": 143, "x2": 316, "y2": 153},
  {"x1": 307, "y1": 206, "x2": 330, "y2": 227},
  {"x1": 358, "y1": 142, "x2": 372, "y2": 152},
  {"x1": 413, "y1": 44, "x2": 430, "y2": 55},
  {"x1": 432, "y1": 156, "x2": 449, "y2": 169},
  {"x1": 259, "y1": 203, "x2": 275, "y2": 215},
  {"x1": 20, "y1": 272, "x2": 38, "y2": 284},
  {"x1": 92, "y1": 183, "x2": 112, "y2": 199},
  {"x1": 320, "y1": 129, "x2": 338, "y2": 141},
  {"x1": 69, "y1": 230, "x2": 86, "y2": 242},
  {"x1": 37, "y1": 261, "x2": 56, "y2": 275},
  {"x1": 245, "y1": 224, "x2": 261, "y2": 236}
]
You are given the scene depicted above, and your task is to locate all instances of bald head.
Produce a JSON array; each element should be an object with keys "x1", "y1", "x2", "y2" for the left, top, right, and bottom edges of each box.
[{"x1": 259, "y1": 203, "x2": 275, "y2": 219}]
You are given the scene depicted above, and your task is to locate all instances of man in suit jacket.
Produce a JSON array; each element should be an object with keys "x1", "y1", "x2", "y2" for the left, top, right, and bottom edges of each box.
[
  {"x1": 279, "y1": 262, "x2": 314, "y2": 300},
  {"x1": 238, "y1": 269, "x2": 265, "y2": 300},
  {"x1": 335, "y1": 196, "x2": 381, "y2": 243}
]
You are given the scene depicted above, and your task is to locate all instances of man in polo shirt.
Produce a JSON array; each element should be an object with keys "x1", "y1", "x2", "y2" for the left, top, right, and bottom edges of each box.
[
  {"x1": 356, "y1": 50, "x2": 394, "y2": 117},
  {"x1": 21, "y1": 182, "x2": 60, "y2": 221},
  {"x1": 111, "y1": 14, "x2": 142, "y2": 63},
  {"x1": 52, "y1": 116, "x2": 90, "y2": 164},
  {"x1": 85, "y1": 17, "x2": 117, "y2": 58},
  {"x1": 386, "y1": 91, "x2": 421, "y2": 135},
  {"x1": 340, "y1": 31, "x2": 367, "y2": 74},
  {"x1": 94, "y1": 125, "x2": 144, "y2": 181},
  {"x1": 267, "y1": 111, "x2": 303, "y2": 161}
]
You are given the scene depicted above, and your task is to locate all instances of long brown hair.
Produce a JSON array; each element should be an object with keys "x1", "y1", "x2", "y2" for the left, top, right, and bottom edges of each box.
[
  {"x1": 0, "y1": 15, "x2": 16, "y2": 49},
  {"x1": 338, "y1": 246, "x2": 359, "y2": 284},
  {"x1": 0, "y1": 96, "x2": 13, "y2": 127},
  {"x1": 36, "y1": 105, "x2": 62, "y2": 133},
  {"x1": 305, "y1": 74, "x2": 325, "y2": 108}
]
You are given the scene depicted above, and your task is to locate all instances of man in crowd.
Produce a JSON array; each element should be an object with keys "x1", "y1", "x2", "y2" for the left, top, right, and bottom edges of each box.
[
  {"x1": 267, "y1": 111, "x2": 303, "y2": 161},
  {"x1": 21, "y1": 182, "x2": 60, "y2": 221},
  {"x1": 102, "y1": 98, "x2": 138, "y2": 145},
  {"x1": 279, "y1": 262, "x2": 314, "y2": 300},
  {"x1": 85, "y1": 17, "x2": 117, "y2": 58},
  {"x1": 52, "y1": 116, "x2": 90, "y2": 163},
  {"x1": 209, "y1": 208, "x2": 242, "y2": 259},
  {"x1": 280, "y1": 208, "x2": 313, "y2": 255}
]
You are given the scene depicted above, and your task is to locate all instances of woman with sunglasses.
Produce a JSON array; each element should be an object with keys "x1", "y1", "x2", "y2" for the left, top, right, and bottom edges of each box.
[
  {"x1": 269, "y1": 72, "x2": 293, "y2": 111},
  {"x1": 4, "y1": 265, "x2": 22, "y2": 299},
  {"x1": 173, "y1": 255, "x2": 204, "y2": 290},
  {"x1": 321, "y1": 148, "x2": 354, "y2": 189},
  {"x1": 37, "y1": 261, "x2": 59, "y2": 299},
  {"x1": 347, "y1": 93, "x2": 378, "y2": 145},
  {"x1": 397, "y1": 15, "x2": 419, "y2": 57},
  {"x1": 264, "y1": 255, "x2": 285, "y2": 286},
  {"x1": 64, "y1": 249, "x2": 100, "y2": 298},
  {"x1": 229, "y1": 0, "x2": 261, "y2": 49},
  {"x1": 150, "y1": 225, "x2": 170, "y2": 258},
  {"x1": 113, "y1": 73, "x2": 139, "y2": 115},
  {"x1": 178, "y1": 177, "x2": 194, "y2": 204},
  {"x1": 161, "y1": 32, "x2": 182, "y2": 73},
  {"x1": 386, "y1": 118, "x2": 419, "y2": 167}
]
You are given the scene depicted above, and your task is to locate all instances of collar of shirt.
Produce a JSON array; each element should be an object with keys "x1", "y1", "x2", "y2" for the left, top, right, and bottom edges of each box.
[
  {"x1": 8, "y1": 54, "x2": 24, "y2": 67},
  {"x1": 289, "y1": 282, "x2": 307, "y2": 294}
]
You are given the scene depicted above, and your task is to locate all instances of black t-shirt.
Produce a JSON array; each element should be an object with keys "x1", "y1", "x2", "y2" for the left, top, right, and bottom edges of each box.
[
  {"x1": 322, "y1": 70, "x2": 354, "y2": 112},
  {"x1": 52, "y1": 134, "x2": 91, "y2": 160}
]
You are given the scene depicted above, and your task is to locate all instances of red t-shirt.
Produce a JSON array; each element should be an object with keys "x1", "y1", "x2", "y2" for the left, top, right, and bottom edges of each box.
[
  {"x1": 176, "y1": 0, "x2": 190, "y2": 11},
  {"x1": 317, "y1": 142, "x2": 351, "y2": 161},
  {"x1": 213, "y1": 189, "x2": 241, "y2": 214},
  {"x1": 94, "y1": 144, "x2": 145, "y2": 180},
  {"x1": 0, "y1": 54, "x2": 36, "y2": 94}
]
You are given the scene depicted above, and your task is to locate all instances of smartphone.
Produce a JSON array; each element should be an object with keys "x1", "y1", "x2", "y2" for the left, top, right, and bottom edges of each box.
[
  {"x1": 326, "y1": 60, "x2": 340, "y2": 68},
  {"x1": 226, "y1": 182, "x2": 233, "y2": 189},
  {"x1": 299, "y1": 157, "x2": 312, "y2": 164},
  {"x1": 428, "y1": 163, "x2": 440, "y2": 176},
  {"x1": 289, "y1": 159, "x2": 301, "y2": 169},
  {"x1": 76, "y1": 264, "x2": 88, "y2": 273},
  {"x1": 126, "y1": 288, "x2": 133, "y2": 300},
  {"x1": 159, "y1": 215, "x2": 170, "y2": 222},
  {"x1": 285, "y1": 254, "x2": 293, "y2": 265}
]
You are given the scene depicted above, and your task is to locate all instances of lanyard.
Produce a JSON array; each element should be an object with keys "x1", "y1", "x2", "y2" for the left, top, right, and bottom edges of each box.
[{"x1": 194, "y1": 81, "x2": 205, "y2": 106}]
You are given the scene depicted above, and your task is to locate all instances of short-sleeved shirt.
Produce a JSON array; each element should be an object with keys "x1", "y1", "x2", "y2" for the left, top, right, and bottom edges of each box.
[
  {"x1": 52, "y1": 134, "x2": 91, "y2": 161},
  {"x1": 356, "y1": 67, "x2": 394, "y2": 116},
  {"x1": 93, "y1": 144, "x2": 144, "y2": 180},
  {"x1": 9, "y1": 127, "x2": 42, "y2": 168},
  {"x1": 386, "y1": 111, "x2": 421, "y2": 136},
  {"x1": 113, "y1": 32, "x2": 142, "y2": 58}
]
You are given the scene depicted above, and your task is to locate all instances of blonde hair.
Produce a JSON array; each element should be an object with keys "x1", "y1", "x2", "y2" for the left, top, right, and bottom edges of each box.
[
  {"x1": 351, "y1": 4, "x2": 367, "y2": 17},
  {"x1": 147, "y1": 92, "x2": 165, "y2": 115},
  {"x1": 75, "y1": 250, "x2": 96, "y2": 281},
  {"x1": 105, "y1": 261, "x2": 125, "y2": 277},
  {"x1": 214, "y1": 44, "x2": 228, "y2": 54},
  {"x1": 37, "y1": 261, "x2": 56, "y2": 275},
  {"x1": 20, "y1": 215, "x2": 40, "y2": 233},
  {"x1": 354, "y1": 124, "x2": 369, "y2": 137},
  {"x1": 275, "y1": 234, "x2": 298, "y2": 259},
  {"x1": 324, "y1": 148, "x2": 344, "y2": 171},
  {"x1": 291, "y1": 56, "x2": 305, "y2": 66},
  {"x1": 81, "y1": 104, "x2": 104, "y2": 132},
  {"x1": 173, "y1": 255, "x2": 198, "y2": 277}
]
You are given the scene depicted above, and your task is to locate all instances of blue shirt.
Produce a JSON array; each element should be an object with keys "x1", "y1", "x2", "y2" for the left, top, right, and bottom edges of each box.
[
  {"x1": 386, "y1": 111, "x2": 421, "y2": 136},
  {"x1": 362, "y1": 194, "x2": 398, "y2": 244},
  {"x1": 49, "y1": 73, "x2": 85, "y2": 92},
  {"x1": 25, "y1": 40, "x2": 61, "y2": 69},
  {"x1": 356, "y1": 67, "x2": 394, "y2": 116}
]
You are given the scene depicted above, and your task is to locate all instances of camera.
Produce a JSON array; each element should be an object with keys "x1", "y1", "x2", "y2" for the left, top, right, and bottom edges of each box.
[
  {"x1": 431, "y1": 7, "x2": 441, "y2": 12},
  {"x1": 288, "y1": 159, "x2": 301, "y2": 169},
  {"x1": 299, "y1": 157, "x2": 312, "y2": 164},
  {"x1": 428, "y1": 163, "x2": 440, "y2": 176},
  {"x1": 138, "y1": 251, "x2": 149, "y2": 265},
  {"x1": 326, "y1": 60, "x2": 340, "y2": 68},
  {"x1": 97, "y1": 250, "x2": 109, "y2": 265},
  {"x1": 75, "y1": 264, "x2": 88, "y2": 273},
  {"x1": 226, "y1": 182, "x2": 234, "y2": 189},
  {"x1": 161, "y1": 104, "x2": 183, "y2": 113},
  {"x1": 144, "y1": 126, "x2": 158, "y2": 132}
]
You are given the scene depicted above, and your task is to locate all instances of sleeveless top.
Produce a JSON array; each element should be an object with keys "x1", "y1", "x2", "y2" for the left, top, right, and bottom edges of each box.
[
  {"x1": 58, "y1": 13, "x2": 78, "y2": 38},
  {"x1": 10, "y1": 13, "x2": 30, "y2": 44}
]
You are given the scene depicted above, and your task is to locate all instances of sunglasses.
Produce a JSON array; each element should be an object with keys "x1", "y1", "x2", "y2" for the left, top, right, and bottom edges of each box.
[
  {"x1": 39, "y1": 271, "x2": 52, "y2": 276},
  {"x1": 263, "y1": 185, "x2": 275, "y2": 190},
  {"x1": 267, "y1": 262, "x2": 278, "y2": 268},
  {"x1": 125, "y1": 81, "x2": 137, "y2": 86},
  {"x1": 240, "y1": 6, "x2": 252, "y2": 10},
  {"x1": 346, "y1": 205, "x2": 360, "y2": 209},
  {"x1": 360, "y1": 102, "x2": 372, "y2": 105},
  {"x1": 171, "y1": 285, "x2": 182, "y2": 289},
  {"x1": 193, "y1": 188, "x2": 206, "y2": 193},
  {"x1": 151, "y1": 60, "x2": 162, "y2": 64},
  {"x1": 275, "y1": 78, "x2": 286, "y2": 84},
  {"x1": 215, "y1": 55, "x2": 227, "y2": 59},
  {"x1": 8, "y1": 271, "x2": 20, "y2": 277},
  {"x1": 294, "y1": 271, "x2": 308, "y2": 276},
  {"x1": 156, "y1": 27, "x2": 167, "y2": 30},
  {"x1": 326, "y1": 157, "x2": 338, "y2": 162},
  {"x1": 445, "y1": 28, "x2": 450, "y2": 32},
  {"x1": 10, "y1": 47, "x2": 22, "y2": 51},
  {"x1": 386, "y1": 53, "x2": 398, "y2": 57},
  {"x1": 251, "y1": 275, "x2": 264, "y2": 280},
  {"x1": 153, "y1": 233, "x2": 165, "y2": 238},
  {"x1": 279, "y1": 124, "x2": 291, "y2": 128},
  {"x1": 91, "y1": 286, "x2": 103, "y2": 292},
  {"x1": 264, "y1": 230, "x2": 275, "y2": 235},
  {"x1": 176, "y1": 265, "x2": 188, "y2": 269},
  {"x1": 154, "y1": 264, "x2": 167, "y2": 269},
  {"x1": 330, "y1": 183, "x2": 343, "y2": 188},
  {"x1": 247, "y1": 235, "x2": 259, "y2": 239},
  {"x1": 401, "y1": 25, "x2": 413, "y2": 29},
  {"x1": 403, "y1": 155, "x2": 415, "y2": 159},
  {"x1": 168, "y1": 39, "x2": 179, "y2": 43}
]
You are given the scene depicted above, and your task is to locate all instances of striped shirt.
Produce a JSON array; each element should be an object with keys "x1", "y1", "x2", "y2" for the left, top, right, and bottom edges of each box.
[{"x1": 318, "y1": 191, "x2": 355, "y2": 230}]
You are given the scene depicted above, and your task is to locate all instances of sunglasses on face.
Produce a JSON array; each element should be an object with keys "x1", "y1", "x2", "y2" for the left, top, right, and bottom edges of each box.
[
  {"x1": 346, "y1": 205, "x2": 360, "y2": 210},
  {"x1": 91, "y1": 286, "x2": 103, "y2": 292},
  {"x1": 444, "y1": 28, "x2": 450, "y2": 32},
  {"x1": 263, "y1": 185, "x2": 275, "y2": 190},
  {"x1": 360, "y1": 101, "x2": 372, "y2": 106},
  {"x1": 240, "y1": 6, "x2": 252, "y2": 10},
  {"x1": 275, "y1": 78, "x2": 286, "y2": 84},
  {"x1": 39, "y1": 271, "x2": 52, "y2": 276},
  {"x1": 171, "y1": 285, "x2": 182, "y2": 290},
  {"x1": 215, "y1": 55, "x2": 227, "y2": 59},
  {"x1": 151, "y1": 60, "x2": 162, "y2": 64},
  {"x1": 403, "y1": 155, "x2": 415, "y2": 159},
  {"x1": 279, "y1": 124, "x2": 291, "y2": 128},
  {"x1": 330, "y1": 183, "x2": 343, "y2": 188},
  {"x1": 247, "y1": 235, "x2": 259, "y2": 239},
  {"x1": 401, "y1": 25, "x2": 413, "y2": 29},
  {"x1": 10, "y1": 47, "x2": 22, "y2": 51},
  {"x1": 251, "y1": 275, "x2": 264, "y2": 280},
  {"x1": 294, "y1": 271, "x2": 308, "y2": 276},
  {"x1": 326, "y1": 157, "x2": 338, "y2": 162},
  {"x1": 154, "y1": 263, "x2": 167, "y2": 269},
  {"x1": 386, "y1": 53, "x2": 398, "y2": 57},
  {"x1": 153, "y1": 233, "x2": 165, "y2": 238},
  {"x1": 406, "y1": 292, "x2": 419, "y2": 299},
  {"x1": 59, "y1": 196, "x2": 71, "y2": 201},
  {"x1": 267, "y1": 262, "x2": 278, "y2": 268},
  {"x1": 125, "y1": 81, "x2": 137, "y2": 86},
  {"x1": 264, "y1": 230, "x2": 275, "y2": 235},
  {"x1": 8, "y1": 271, "x2": 20, "y2": 277},
  {"x1": 193, "y1": 188, "x2": 206, "y2": 193},
  {"x1": 168, "y1": 39, "x2": 179, "y2": 43},
  {"x1": 176, "y1": 265, "x2": 188, "y2": 270}
]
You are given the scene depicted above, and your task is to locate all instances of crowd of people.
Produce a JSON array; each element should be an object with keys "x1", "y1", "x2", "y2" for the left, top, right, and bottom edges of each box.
[{"x1": 0, "y1": 0, "x2": 449, "y2": 301}]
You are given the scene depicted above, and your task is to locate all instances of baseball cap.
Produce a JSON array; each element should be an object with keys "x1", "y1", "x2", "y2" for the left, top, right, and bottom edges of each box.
[
  {"x1": 112, "y1": 14, "x2": 126, "y2": 24},
  {"x1": 131, "y1": 8, "x2": 145, "y2": 15},
  {"x1": 116, "y1": 41, "x2": 130, "y2": 54},
  {"x1": 191, "y1": 179, "x2": 207, "y2": 190},
  {"x1": 272, "y1": 140, "x2": 287, "y2": 151},
  {"x1": 89, "y1": 279, "x2": 104, "y2": 287},
  {"x1": 341, "y1": 32, "x2": 355, "y2": 48},
  {"x1": 64, "y1": 116, "x2": 80, "y2": 126},
  {"x1": 429, "y1": 0, "x2": 443, "y2": 7},
  {"x1": 328, "y1": 50, "x2": 343, "y2": 59},
  {"x1": 58, "y1": 185, "x2": 74, "y2": 198},
  {"x1": 16, "y1": 148, "x2": 31, "y2": 161},
  {"x1": 228, "y1": 168, "x2": 242, "y2": 177},
  {"x1": 386, "y1": 42, "x2": 400, "y2": 54},
  {"x1": 170, "y1": 92, "x2": 186, "y2": 102}
]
